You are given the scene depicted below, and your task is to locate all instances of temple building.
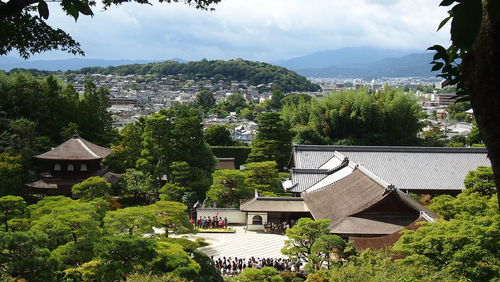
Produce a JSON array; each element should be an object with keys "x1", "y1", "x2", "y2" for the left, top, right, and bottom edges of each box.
[
  {"x1": 26, "y1": 135, "x2": 120, "y2": 197},
  {"x1": 285, "y1": 145, "x2": 490, "y2": 195},
  {"x1": 197, "y1": 144, "x2": 490, "y2": 249}
]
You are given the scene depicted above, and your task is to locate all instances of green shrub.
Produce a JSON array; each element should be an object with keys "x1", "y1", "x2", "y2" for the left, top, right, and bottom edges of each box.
[{"x1": 210, "y1": 146, "x2": 251, "y2": 167}]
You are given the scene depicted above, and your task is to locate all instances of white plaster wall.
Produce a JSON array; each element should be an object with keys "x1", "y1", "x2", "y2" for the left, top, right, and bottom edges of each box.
[
  {"x1": 246, "y1": 212, "x2": 267, "y2": 231},
  {"x1": 196, "y1": 208, "x2": 246, "y2": 224}
]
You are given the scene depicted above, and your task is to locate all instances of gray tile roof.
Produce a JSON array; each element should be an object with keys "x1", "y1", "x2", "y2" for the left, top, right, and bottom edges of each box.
[
  {"x1": 288, "y1": 169, "x2": 329, "y2": 193},
  {"x1": 292, "y1": 145, "x2": 490, "y2": 191}
]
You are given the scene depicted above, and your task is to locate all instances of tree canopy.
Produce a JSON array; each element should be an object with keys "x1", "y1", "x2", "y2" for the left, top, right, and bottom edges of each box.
[
  {"x1": 248, "y1": 112, "x2": 292, "y2": 170},
  {"x1": 71, "y1": 176, "x2": 112, "y2": 200},
  {"x1": 281, "y1": 217, "x2": 331, "y2": 270},
  {"x1": 137, "y1": 104, "x2": 215, "y2": 200},
  {"x1": 206, "y1": 169, "x2": 250, "y2": 208},
  {"x1": 281, "y1": 87, "x2": 424, "y2": 146},
  {"x1": 205, "y1": 125, "x2": 234, "y2": 146}
]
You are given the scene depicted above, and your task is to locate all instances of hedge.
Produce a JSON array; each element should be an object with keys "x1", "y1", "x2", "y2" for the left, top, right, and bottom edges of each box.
[{"x1": 210, "y1": 146, "x2": 252, "y2": 168}]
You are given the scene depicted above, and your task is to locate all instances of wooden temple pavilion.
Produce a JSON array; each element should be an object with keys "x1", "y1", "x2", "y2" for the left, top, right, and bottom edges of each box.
[
  {"x1": 302, "y1": 165, "x2": 439, "y2": 249},
  {"x1": 26, "y1": 135, "x2": 119, "y2": 197}
]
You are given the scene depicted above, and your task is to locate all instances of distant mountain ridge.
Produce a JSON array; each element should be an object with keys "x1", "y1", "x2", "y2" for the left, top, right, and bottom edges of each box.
[
  {"x1": 273, "y1": 47, "x2": 418, "y2": 70},
  {"x1": 0, "y1": 47, "x2": 437, "y2": 78},
  {"x1": 296, "y1": 53, "x2": 437, "y2": 78}
]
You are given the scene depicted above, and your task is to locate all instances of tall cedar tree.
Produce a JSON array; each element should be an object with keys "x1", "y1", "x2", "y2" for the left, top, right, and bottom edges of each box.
[
  {"x1": 137, "y1": 105, "x2": 215, "y2": 198},
  {"x1": 248, "y1": 112, "x2": 292, "y2": 170}
]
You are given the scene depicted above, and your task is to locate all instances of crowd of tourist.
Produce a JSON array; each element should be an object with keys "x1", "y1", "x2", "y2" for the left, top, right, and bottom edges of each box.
[
  {"x1": 212, "y1": 256, "x2": 299, "y2": 276},
  {"x1": 194, "y1": 215, "x2": 228, "y2": 229},
  {"x1": 264, "y1": 221, "x2": 290, "y2": 234}
]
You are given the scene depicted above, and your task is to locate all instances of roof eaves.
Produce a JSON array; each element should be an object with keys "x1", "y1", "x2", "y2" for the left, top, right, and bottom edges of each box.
[
  {"x1": 420, "y1": 211, "x2": 436, "y2": 222},
  {"x1": 284, "y1": 182, "x2": 299, "y2": 192}
]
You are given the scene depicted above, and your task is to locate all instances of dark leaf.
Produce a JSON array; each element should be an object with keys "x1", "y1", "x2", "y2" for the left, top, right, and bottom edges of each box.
[
  {"x1": 437, "y1": 16, "x2": 451, "y2": 31},
  {"x1": 431, "y1": 62, "x2": 444, "y2": 72},
  {"x1": 429, "y1": 45, "x2": 448, "y2": 63},
  {"x1": 440, "y1": 0, "x2": 455, "y2": 7},
  {"x1": 442, "y1": 79, "x2": 452, "y2": 87},
  {"x1": 38, "y1": 1, "x2": 49, "y2": 20},
  {"x1": 61, "y1": 0, "x2": 80, "y2": 21},
  {"x1": 72, "y1": 0, "x2": 94, "y2": 16},
  {"x1": 450, "y1": 0, "x2": 483, "y2": 49}
]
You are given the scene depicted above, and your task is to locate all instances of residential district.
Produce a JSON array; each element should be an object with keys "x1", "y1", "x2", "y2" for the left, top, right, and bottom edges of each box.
[{"x1": 62, "y1": 73, "x2": 468, "y2": 143}]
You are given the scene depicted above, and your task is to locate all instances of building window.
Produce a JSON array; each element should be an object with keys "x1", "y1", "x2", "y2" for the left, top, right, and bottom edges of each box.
[
  {"x1": 252, "y1": 215, "x2": 263, "y2": 225},
  {"x1": 67, "y1": 164, "x2": 74, "y2": 171},
  {"x1": 54, "y1": 163, "x2": 61, "y2": 171},
  {"x1": 80, "y1": 164, "x2": 87, "y2": 171}
]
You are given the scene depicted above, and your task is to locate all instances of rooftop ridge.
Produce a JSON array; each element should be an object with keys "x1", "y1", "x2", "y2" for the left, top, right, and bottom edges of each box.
[
  {"x1": 77, "y1": 138, "x2": 100, "y2": 158},
  {"x1": 356, "y1": 165, "x2": 394, "y2": 190},
  {"x1": 303, "y1": 160, "x2": 352, "y2": 193},
  {"x1": 256, "y1": 197, "x2": 304, "y2": 201},
  {"x1": 305, "y1": 163, "x2": 358, "y2": 194},
  {"x1": 291, "y1": 168, "x2": 331, "y2": 174},
  {"x1": 293, "y1": 144, "x2": 488, "y2": 154}
]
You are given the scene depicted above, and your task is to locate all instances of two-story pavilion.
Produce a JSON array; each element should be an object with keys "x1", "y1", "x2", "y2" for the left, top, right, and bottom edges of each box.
[{"x1": 25, "y1": 135, "x2": 119, "y2": 197}]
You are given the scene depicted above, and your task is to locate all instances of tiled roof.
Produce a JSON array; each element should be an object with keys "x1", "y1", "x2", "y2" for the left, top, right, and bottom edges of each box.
[
  {"x1": 35, "y1": 136, "x2": 112, "y2": 161},
  {"x1": 305, "y1": 165, "x2": 355, "y2": 193},
  {"x1": 292, "y1": 145, "x2": 490, "y2": 191},
  {"x1": 240, "y1": 197, "x2": 309, "y2": 212},
  {"x1": 288, "y1": 169, "x2": 329, "y2": 193}
]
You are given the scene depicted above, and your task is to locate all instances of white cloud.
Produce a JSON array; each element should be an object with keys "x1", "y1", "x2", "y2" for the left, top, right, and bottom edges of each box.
[{"x1": 25, "y1": 0, "x2": 450, "y2": 61}]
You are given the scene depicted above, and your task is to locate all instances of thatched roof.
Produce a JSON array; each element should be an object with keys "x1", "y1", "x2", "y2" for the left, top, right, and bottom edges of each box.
[
  {"x1": 240, "y1": 196, "x2": 309, "y2": 212},
  {"x1": 35, "y1": 136, "x2": 112, "y2": 161},
  {"x1": 330, "y1": 215, "x2": 417, "y2": 235},
  {"x1": 303, "y1": 167, "x2": 438, "y2": 235},
  {"x1": 350, "y1": 217, "x2": 428, "y2": 250}
]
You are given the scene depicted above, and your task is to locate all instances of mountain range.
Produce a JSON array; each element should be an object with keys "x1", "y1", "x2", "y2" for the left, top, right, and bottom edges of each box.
[
  {"x1": 295, "y1": 53, "x2": 436, "y2": 78},
  {"x1": 272, "y1": 47, "x2": 417, "y2": 70},
  {"x1": 0, "y1": 47, "x2": 437, "y2": 78}
]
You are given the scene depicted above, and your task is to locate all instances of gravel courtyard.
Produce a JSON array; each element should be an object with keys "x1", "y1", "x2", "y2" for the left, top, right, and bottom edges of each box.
[{"x1": 178, "y1": 226, "x2": 288, "y2": 259}]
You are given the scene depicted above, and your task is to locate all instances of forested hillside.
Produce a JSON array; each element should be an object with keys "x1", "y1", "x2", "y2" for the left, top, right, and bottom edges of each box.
[{"x1": 68, "y1": 59, "x2": 321, "y2": 93}]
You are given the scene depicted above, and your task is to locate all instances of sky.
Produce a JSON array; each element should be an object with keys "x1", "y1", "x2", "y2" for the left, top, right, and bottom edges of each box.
[{"x1": 10, "y1": 0, "x2": 451, "y2": 62}]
